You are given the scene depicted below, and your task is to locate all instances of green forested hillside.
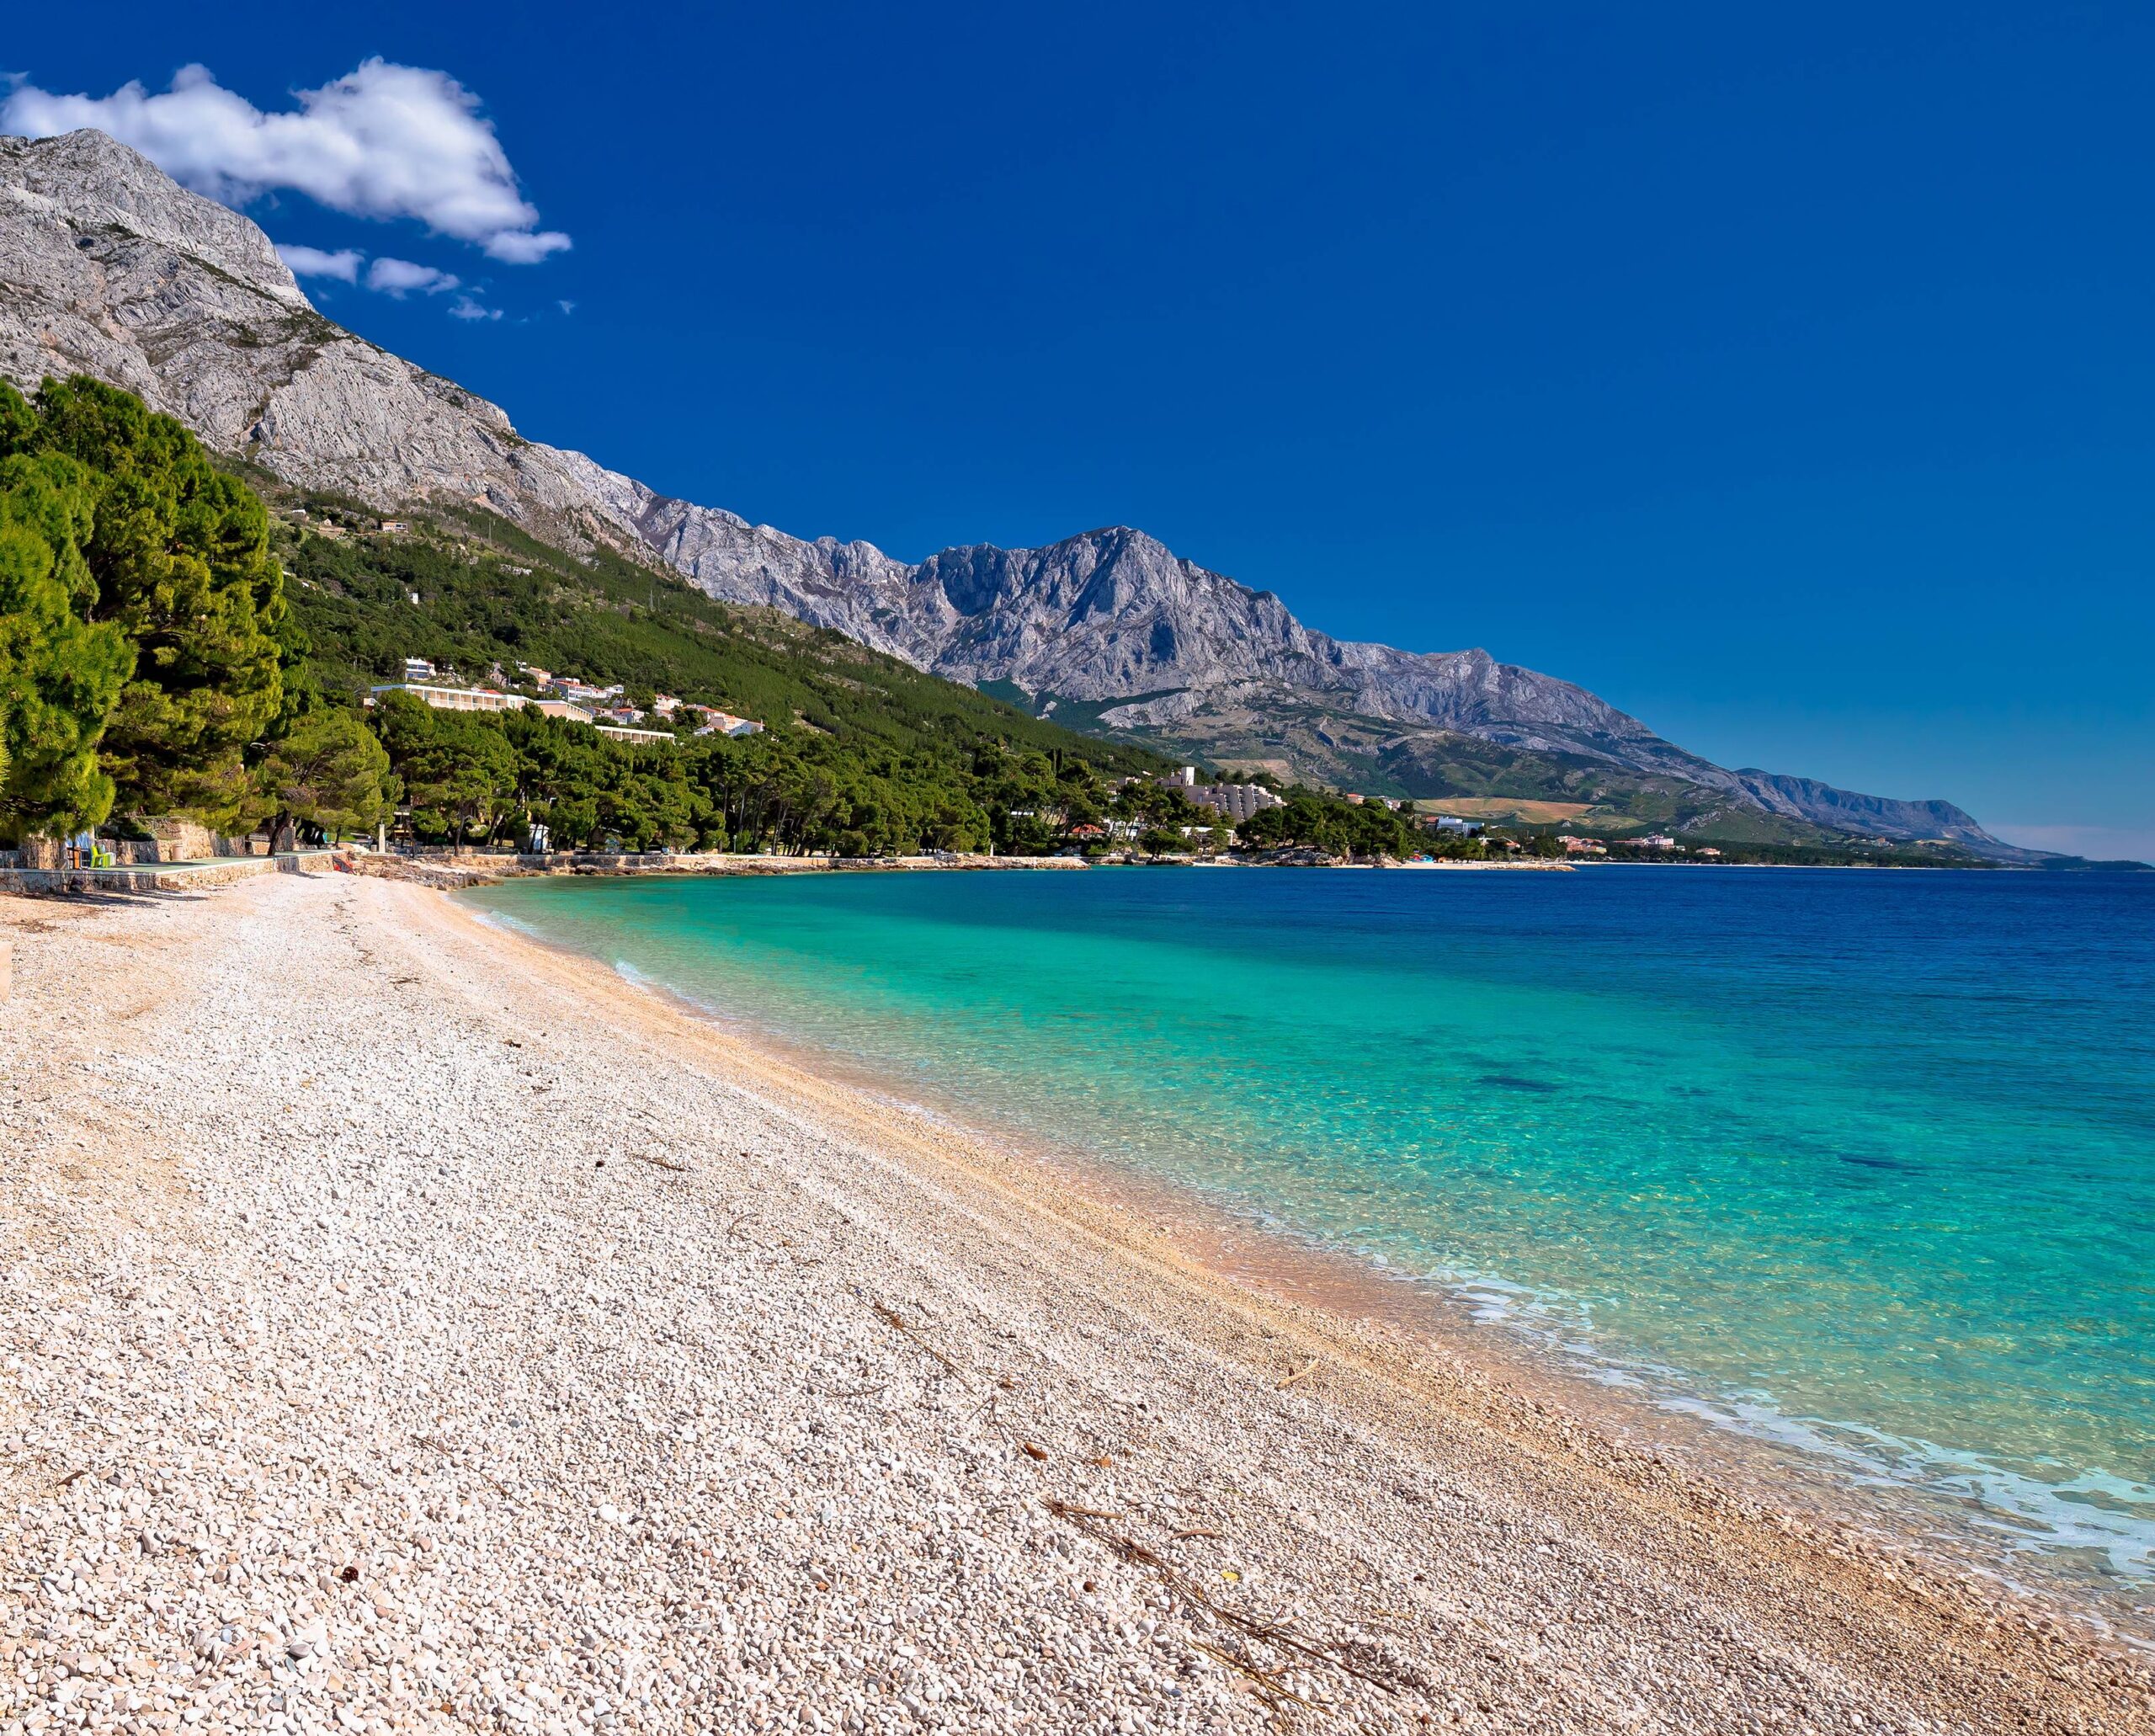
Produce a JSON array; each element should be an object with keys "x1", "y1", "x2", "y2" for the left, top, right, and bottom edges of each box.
[
  {"x1": 210, "y1": 477, "x2": 1189, "y2": 855},
  {"x1": 263, "y1": 485, "x2": 1164, "y2": 773}
]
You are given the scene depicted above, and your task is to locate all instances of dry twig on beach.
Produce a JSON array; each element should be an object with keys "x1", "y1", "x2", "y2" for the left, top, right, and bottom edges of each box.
[
  {"x1": 1186, "y1": 1637, "x2": 1312, "y2": 1710},
  {"x1": 1046, "y1": 1500, "x2": 1125, "y2": 1521},
  {"x1": 1042, "y1": 1498, "x2": 1414, "y2": 1700},
  {"x1": 863, "y1": 1293, "x2": 971, "y2": 1385}
]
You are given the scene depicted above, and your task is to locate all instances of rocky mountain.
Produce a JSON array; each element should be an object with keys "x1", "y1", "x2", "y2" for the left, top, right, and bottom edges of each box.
[
  {"x1": 0, "y1": 129, "x2": 635, "y2": 546},
  {"x1": 0, "y1": 127, "x2": 2017, "y2": 853}
]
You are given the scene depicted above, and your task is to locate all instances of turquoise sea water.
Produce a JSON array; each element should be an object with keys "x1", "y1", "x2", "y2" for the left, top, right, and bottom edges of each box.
[{"x1": 461, "y1": 865, "x2": 2155, "y2": 1598}]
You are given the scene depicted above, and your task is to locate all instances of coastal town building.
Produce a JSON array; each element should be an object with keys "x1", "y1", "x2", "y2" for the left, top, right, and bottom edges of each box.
[
  {"x1": 1189, "y1": 782, "x2": 1286, "y2": 823},
  {"x1": 670, "y1": 703, "x2": 764, "y2": 738},
  {"x1": 1426, "y1": 814, "x2": 1484, "y2": 837},
  {"x1": 375, "y1": 661, "x2": 762, "y2": 743},
  {"x1": 1155, "y1": 767, "x2": 1286, "y2": 823},
  {"x1": 691, "y1": 708, "x2": 766, "y2": 738},
  {"x1": 1556, "y1": 834, "x2": 1610, "y2": 856},
  {"x1": 536, "y1": 673, "x2": 623, "y2": 706},
  {"x1": 368, "y1": 682, "x2": 525, "y2": 714}
]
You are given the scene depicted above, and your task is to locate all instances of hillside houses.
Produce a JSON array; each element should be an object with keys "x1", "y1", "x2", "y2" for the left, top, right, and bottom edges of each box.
[
  {"x1": 369, "y1": 658, "x2": 764, "y2": 742},
  {"x1": 678, "y1": 703, "x2": 765, "y2": 738}
]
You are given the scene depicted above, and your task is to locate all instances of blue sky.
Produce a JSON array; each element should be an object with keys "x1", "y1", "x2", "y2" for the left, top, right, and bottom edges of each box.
[{"x1": 9, "y1": 3, "x2": 2152, "y2": 858}]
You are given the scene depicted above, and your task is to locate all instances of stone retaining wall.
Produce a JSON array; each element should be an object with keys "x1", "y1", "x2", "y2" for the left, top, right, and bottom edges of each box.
[{"x1": 0, "y1": 852, "x2": 333, "y2": 897}]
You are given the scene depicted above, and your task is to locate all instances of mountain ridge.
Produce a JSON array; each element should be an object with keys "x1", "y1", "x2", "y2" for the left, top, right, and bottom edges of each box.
[{"x1": 0, "y1": 126, "x2": 2021, "y2": 855}]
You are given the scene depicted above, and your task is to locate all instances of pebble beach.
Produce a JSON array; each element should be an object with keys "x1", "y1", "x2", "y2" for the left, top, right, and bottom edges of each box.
[{"x1": 0, "y1": 871, "x2": 2147, "y2": 1735}]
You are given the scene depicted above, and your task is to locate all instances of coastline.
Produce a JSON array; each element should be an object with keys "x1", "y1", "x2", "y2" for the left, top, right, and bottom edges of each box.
[
  {"x1": 2, "y1": 872, "x2": 2147, "y2": 1733},
  {"x1": 343, "y1": 849, "x2": 1576, "y2": 887},
  {"x1": 464, "y1": 876, "x2": 2155, "y2": 1637},
  {"x1": 337, "y1": 849, "x2": 2101, "y2": 895}
]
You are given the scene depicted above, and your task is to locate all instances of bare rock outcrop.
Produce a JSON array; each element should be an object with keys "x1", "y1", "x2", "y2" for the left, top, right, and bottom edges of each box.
[{"x1": 0, "y1": 130, "x2": 623, "y2": 549}]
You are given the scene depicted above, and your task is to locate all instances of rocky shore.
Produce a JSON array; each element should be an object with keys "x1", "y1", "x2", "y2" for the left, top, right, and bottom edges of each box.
[{"x1": 0, "y1": 874, "x2": 2146, "y2": 1734}]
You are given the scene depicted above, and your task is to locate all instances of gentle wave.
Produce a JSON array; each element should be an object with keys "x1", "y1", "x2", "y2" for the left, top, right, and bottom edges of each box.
[{"x1": 1397, "y1": 1242, "x2": 2155, "y2": 1583}]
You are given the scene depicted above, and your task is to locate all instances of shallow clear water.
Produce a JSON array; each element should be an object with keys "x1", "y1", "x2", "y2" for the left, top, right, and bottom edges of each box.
[{"x1": 462, "y1": 865, "x2": 2155, "y2": 1592}]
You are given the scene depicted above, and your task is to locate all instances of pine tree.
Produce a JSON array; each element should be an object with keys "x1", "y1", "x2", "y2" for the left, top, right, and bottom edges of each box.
[
  {"x1": 0, "y1": 445, "x2": 136, "y2": 844},
  {"x1": 253, "y1": 707, "x2": 401, "y2": 847},
  {"x1": 9, "y1": 377, "x2": 286, "y2": 830}
]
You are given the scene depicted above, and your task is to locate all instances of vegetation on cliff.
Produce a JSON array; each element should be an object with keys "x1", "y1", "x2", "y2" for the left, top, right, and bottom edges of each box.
[
  {"x1": 268, "y1": 488, "x2": 1167, "y2": 771},
  {"x1": 0, "y1": 375, "x2": 1174, "y2": 855}
]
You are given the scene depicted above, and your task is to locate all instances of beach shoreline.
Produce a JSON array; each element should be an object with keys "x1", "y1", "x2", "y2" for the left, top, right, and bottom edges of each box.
[
  {"x1": 459, "y1": 881, "x2": 2155, "y2": 1635},
  {"x1": 2, "y1": 871, "x2": 2146, "y2": 1733}
]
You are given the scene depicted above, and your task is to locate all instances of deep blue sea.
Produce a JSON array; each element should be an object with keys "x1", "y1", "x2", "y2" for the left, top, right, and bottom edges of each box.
[{"x1": 462, "y1": 865, "x2": 2155, "y2": 1602}]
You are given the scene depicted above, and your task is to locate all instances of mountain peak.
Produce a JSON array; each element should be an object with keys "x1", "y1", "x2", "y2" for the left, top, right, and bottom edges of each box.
[
  {"x1": 0, "y1": 136, "x2": 2018, "y2": 853},
  {"x1": 3, "y1": 128, "x2": 306, "y2": 307}
]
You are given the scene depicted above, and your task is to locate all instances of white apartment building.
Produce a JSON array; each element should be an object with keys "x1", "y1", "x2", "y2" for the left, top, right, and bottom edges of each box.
[
  {"x1": 1152, "y1": 764, "x2": 1285, "y2": 823},
  {"x1": 374, "y1": 668, "x2": 755, "y2": 743},
  {"x1": 1187, "y1": 782, "x2": 1287, "y2": 823},
  {"x1": 370, "y1": 682, "x2": 523, "y2": 714}
]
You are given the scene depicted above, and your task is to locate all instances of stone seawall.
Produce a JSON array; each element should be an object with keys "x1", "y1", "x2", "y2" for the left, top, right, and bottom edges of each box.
[{"x1": 0, "y1": 852, "x2": 333, "y2": 897}]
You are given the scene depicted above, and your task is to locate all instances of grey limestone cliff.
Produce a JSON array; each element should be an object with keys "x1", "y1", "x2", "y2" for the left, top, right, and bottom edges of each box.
[{"x1": 0, "y1": 130, "x2": 623, "y2": 546}]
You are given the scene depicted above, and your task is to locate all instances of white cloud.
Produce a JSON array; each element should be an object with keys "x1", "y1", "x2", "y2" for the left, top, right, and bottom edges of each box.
[
  {"x1": 275, "y1": 243, "x2": 363, "y2": 283},
  {"x1": 449, "y1": 295, "x2": 503, "y2": 322},
  {"x1": 482, "y1": 229, "x2": 572, "y2": 264},
  {"x1": 557, "y1": 299, "x2": 577, "y2": 315},
  {"x1": 365, "y1": 257, "x2": 460, "y2": 298},
  {"x1": 274, "y1": 248, "x2": 480, "y2": 301},
  {"x1": 2, "y1": 59, "x2": 571, "y2": 263}
]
